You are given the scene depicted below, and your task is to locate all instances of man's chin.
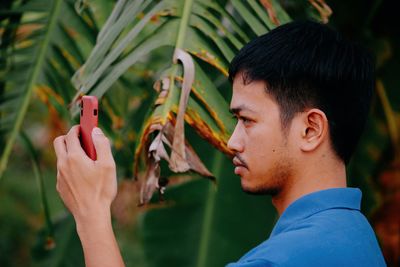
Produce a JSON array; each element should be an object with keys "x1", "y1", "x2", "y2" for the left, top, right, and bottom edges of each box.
[{"x1": 241, "y1": 181, "x2": 280, "y2": 196}]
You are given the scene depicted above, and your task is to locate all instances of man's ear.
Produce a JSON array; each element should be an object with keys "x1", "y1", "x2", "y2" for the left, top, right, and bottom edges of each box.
[{"x1": 299, "y1": 109, "x2": 329, "y2": 152}]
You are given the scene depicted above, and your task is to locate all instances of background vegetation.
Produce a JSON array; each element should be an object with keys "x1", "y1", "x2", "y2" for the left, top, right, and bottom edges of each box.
[{"x1": 0, "y1": 0, "x2": 398, "y2": 266}]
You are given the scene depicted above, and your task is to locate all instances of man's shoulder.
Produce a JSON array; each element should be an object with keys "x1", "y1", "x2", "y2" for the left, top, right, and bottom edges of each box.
[
  {"x1": 226, "y1": 258, "x2": 278, "y2": 267},
  {"x1": 229, "y1": 208, "x2": 386, "y2": 267}
]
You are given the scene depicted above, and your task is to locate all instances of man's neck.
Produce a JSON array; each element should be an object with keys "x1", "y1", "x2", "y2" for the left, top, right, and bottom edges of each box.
[{"x1": 272, "y1": 158, "x2": 347, "y2": 215}]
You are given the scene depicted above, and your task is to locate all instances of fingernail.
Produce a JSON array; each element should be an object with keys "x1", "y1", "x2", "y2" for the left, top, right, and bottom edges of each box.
[{"x1": 92, "y1": 127, "x2": 103, "y2": 135}]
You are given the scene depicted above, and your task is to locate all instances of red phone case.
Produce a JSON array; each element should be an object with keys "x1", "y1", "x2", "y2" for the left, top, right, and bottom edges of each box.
[{"x1": 80, "y1": 96, "x2": 98, "y2": 160}]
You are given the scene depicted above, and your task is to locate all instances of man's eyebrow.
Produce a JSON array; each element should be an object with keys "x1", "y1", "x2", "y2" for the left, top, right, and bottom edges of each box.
[
  {"x1": 229, "y1": 105, "x2": 256, "y2": 115},
  {"x1": 229, "y1": 107, "x2": 240, "y2": 115}
]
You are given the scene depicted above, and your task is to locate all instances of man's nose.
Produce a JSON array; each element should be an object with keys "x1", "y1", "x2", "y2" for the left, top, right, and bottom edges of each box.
[{"x1": 227, "y1": 124, "x2": 244, "y2": 153}]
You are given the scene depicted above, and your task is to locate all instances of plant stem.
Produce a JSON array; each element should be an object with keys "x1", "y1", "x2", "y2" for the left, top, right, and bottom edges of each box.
[
  {"x1": 196, "y1": 151, "x2": 223, "y2": 267},
  {"x1": 19, "y1": 131, "x2": 54, "y2": 242},
  {"x1": 175, "y1": 0, "x2": 194, "y2": 50}
]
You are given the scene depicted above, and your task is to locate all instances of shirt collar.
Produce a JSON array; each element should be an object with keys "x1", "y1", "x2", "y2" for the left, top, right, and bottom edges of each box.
[{"x1": 270, "y1": 187, "x2": 362, "y2": 237}]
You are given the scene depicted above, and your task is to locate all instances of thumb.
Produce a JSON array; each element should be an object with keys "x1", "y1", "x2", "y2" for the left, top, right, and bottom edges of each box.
[{"x1": 92, "y1": 127, "x2": 113, "y2": 162}]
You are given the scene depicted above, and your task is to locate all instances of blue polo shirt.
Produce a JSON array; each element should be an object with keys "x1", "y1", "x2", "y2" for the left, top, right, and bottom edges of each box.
[{"x1": 226, "y1": 188, "x2": 386, "y2": 267}]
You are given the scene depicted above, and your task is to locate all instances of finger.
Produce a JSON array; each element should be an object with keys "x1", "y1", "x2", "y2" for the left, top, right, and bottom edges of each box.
[
  {"x1": 91, "y1": 127, "x2": 114, "y2": 163},
  {"x1": 65, "y1": 125, "x2": 86, "y2": 156},
  {"x1": 53, "y1": 135, "x2": 67, "y2": 160}
]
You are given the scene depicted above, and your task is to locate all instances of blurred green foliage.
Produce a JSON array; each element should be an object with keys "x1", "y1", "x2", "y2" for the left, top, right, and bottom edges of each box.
[{"x1": 0, "y1": 0, "x2": 398, "y2": 266}]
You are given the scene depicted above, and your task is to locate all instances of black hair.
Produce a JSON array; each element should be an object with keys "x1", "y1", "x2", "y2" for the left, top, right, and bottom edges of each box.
[{"x1": 228, "y1": 20, "x2": 375, "y2": 164}]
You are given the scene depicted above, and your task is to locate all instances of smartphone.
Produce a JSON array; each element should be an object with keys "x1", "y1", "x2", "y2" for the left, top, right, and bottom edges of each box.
[{"x1": 79, "y1": 96, "x2": 98, "y2": 160}]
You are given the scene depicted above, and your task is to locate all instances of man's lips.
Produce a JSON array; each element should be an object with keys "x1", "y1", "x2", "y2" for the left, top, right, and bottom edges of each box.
[
  {"x1": 233, "y1": 156, "x2": 248, "y2": 176},
  {"x1": 233, "y1": 156, "x2": 248, "y2": 169}
]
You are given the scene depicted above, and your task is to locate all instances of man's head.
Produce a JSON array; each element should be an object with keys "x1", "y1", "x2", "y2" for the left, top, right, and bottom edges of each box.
[{"x1": 227, "y1": 20, "x2": 375, "y2": 195}]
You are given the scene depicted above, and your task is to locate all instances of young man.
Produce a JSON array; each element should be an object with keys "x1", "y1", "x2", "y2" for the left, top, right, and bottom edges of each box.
[
  {"x1": 225, "y1": 21, "x2": 386, "y2": 267},
  {"x1": 53, "y1": 21, "x2": 386, "y2": 267}
]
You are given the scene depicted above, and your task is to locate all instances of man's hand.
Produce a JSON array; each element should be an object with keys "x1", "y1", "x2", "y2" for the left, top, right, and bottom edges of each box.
[
  {"x1": 53, "y1": 125, "x2": 117, "y2": 224},
  {"x1": 53, "y1": 125, "x2": 124, "y2": 267}
]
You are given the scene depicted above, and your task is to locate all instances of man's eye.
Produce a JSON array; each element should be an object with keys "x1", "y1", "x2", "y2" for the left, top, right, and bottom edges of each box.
[
  {"x1": 240, "y1": 117, "x2": 252, "y2": 125},
  {"x1": 242, "y1": 118, "x2": 253, "y2": 127},
  {"x1": 231, "y1": 115, "x2": 252, "y2": 125}
]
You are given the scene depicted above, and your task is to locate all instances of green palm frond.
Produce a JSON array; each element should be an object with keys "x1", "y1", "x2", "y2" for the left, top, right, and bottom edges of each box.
[
  {"x1": 0, "y1": 0, "x2": 113, "y2": 178},
  {"x1": 71, "y1": 0, "x2": 292, "y2": 204},
  {"x1": 0, "y1": 0, "x2": 62, "y2": 179}
]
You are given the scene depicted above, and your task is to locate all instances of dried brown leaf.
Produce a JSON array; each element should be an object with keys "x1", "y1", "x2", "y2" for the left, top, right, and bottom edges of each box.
[
  {"x1": 169, "y1": 48, "x2": 195, "y2": 172},
  {"x1": 164, "y1": 122, "x2": 213, "y2": 178},
  {"x1": 140, "y1": 159, "x2": 161, "y2": 205},
  {"x1": 308, "y1": 0, "x2": 332, "y2": 24},
  {"x1": 259, "y1": 0, "x2": 280, "y2": 26}
]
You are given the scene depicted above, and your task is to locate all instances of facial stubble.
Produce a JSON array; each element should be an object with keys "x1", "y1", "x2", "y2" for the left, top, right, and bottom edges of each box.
[{"x1": 241, "y1": 143, "x2": 294, "y2": 197}]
